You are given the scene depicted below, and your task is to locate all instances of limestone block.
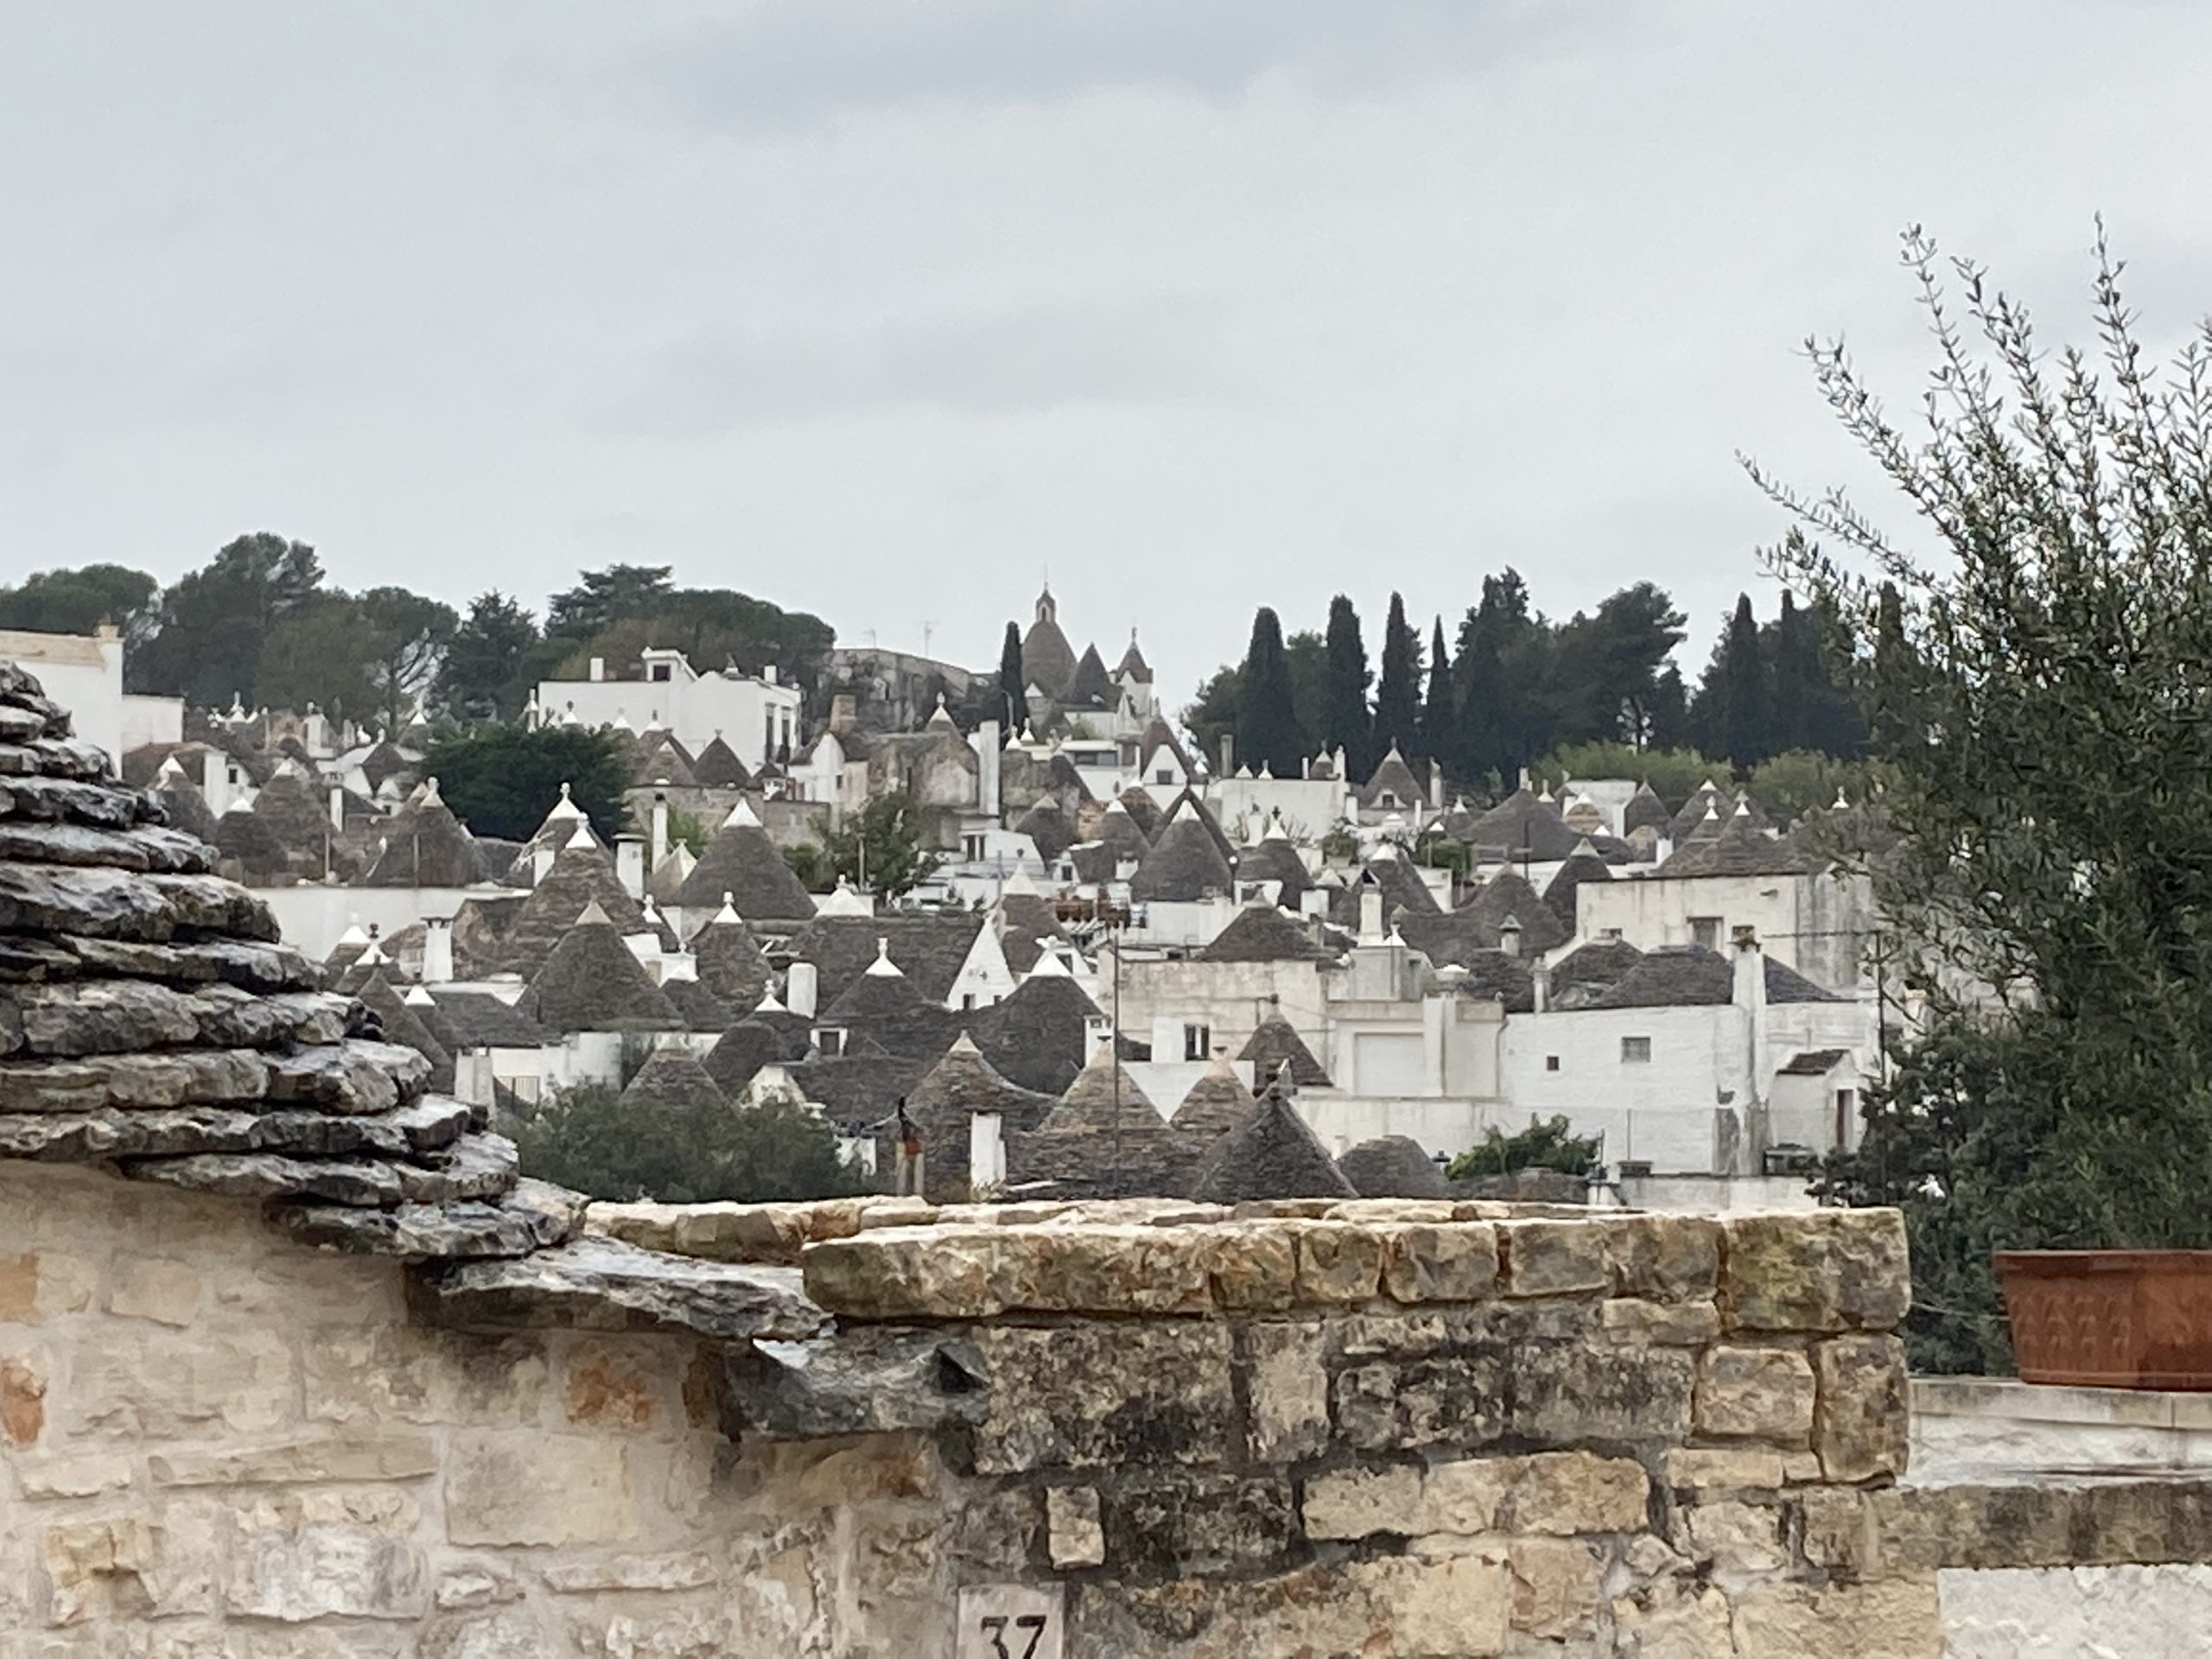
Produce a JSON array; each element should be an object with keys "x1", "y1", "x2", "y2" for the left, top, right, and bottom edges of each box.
[
  {"x1": 1242, "y1": 1319, "x2": 1330, "y2": 1464},
  {"x1": 1325, "y1": 1198, "x2": 1459, "y2": 1224},
  {"x1": 10, "y1": 979, "x2": 203, "y2": 1056},
  {"x1": 1302, "y1": 1464, "x2": 1424, "y2": 1540},
  {"x1": 63, "y1": 1326, "x2": 294, "y2": 1438},
  {"x1": 14, "y1": 1451, "x2": 134, "y2": 1498},
  {"x1": 804, "y1": 1224, "x2": 1203, "y2": 1320},
  {"x1": 1501, "y1": 1219, "x2": 1609, "y2": 1297},
  {"x1": 718, "y1": 1325, "x2": 987, "y2": 1440},
  {"x1": 304, "y1": 1325, "x2": 548, "y2": 1427},
  {"x1": 444, "y1": 1430, "x2": 632, "y2": 1547},
  {"x1": 225, "y1": 1491, "x2": 429, "y2": 1622},
  {"x1": 965, "y1": 1321, "x2": 1236, "y2": 1475},
  {"x1": 0, "y1": 1048, "x2": 268, "y2": 1114},
  {"x1": 270, "y1": 1179, "x2": 585, "y2": 1261},
  {"x1": 40, "y1": 1516, "x2": 158, "y2": 1626},
  {"x1": 1603, "y1": 1297, "x2": 1722, "y2": 1345},
  {"x1": 1694, "y1": 1345, "x2": 1817, "y2": 1445},
  {"x1": 1719, "y1": 1210, "x2": 1910, "y2": 1334},
  {"x1": 3, "y1": 1351, "x2": 46, "y2": 1444},
  {"x1": 1192, "y1": 1223, "x2": 1296, "y2": 1313},
  {"x1": 1290, "y1": 1221, "x2": 1385, "y2": 1303},
  {"x1": 409, "y1": 1235, "x2": 826, "y2": 1341},
  {"x1": 1684, "y1": 1498, "x2": 1790, "y2": 1577},
  {"x1": 562, "y1": 1338, "x2": 676, "y2": 1429},
  {"x1": 105, "y1": 1257, "x2": 201, "y2": 1326},
  {"x1": 1334, "y1": 1352, "x2": 1508, "y2": 1452},
  {"x1": 569, "y1": 1605, "x2": 734, "y2": 1658},
  {"x1": 0, "y1": 1249, "x2": 96, "y2": 1321},
  {"x1": 1614, "y1": 1579, "x2": 1736, "y2": 1657},
  {"x1": 1662, "y1": 1448, "x2": 1788, "y2": 1491},
  {"x1": 420, "y1": 1608, "x2": 563, "y2": 1658},
  {"x1": 434, "y1": 1563, "x2": 523, "y2": 1609},
  {"x1": 1343, "y1": 1551, "x2": 1512, "y2": 1657},
  {"x1": 1512, "y1": 1342, "x2": 1695, "y2": 1448},
  {"x1": 539, "y1": 1553, "x2": 719, "y2": 1592},
  {"x1": 120, "y1": 1150, "x2": 404, "y2": 1208},
  {"x1": 1047, "y1": 1484, "x2": 1106, "y2": 1569},
  {"x1": 1813, "y1": 1333, "x2": 1910, "y2": 1483},
  {"x1": 147, "y1": 1433, "x2": 440, "y2": 1487},
  {"x1": 1498, "y1": 1451, "x2": 1650, "y2": 1535},
  {"x1": 1416, "y1": 1456, "x2": 1517, "y2": 1535},
  {"x1": 1378, "y1": 1222, "x2": 1498, "y2": 1303},
  {"x1": 722, "y1": 1546, "x2": 825, "y2": 1652},
  {"x1": 1017, "y1": 1225, "x2": 1212, "y2": 1316},
  {"x1": 1727, "y1": 1576, "x2": 1941, "y2": 1657},
  {"x1": 1510, "y1": 1535, "x2": 1606, "y2": 1637}
]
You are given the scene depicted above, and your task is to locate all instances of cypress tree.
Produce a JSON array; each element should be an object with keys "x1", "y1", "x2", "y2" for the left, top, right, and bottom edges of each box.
[
  {"x1": 1719, "y1": 593, "x2": 1769, "y2": 768},
  {"x1": 997, "y1": 620, "x2": 1028, "y2": 734},
  {"x1": 1770, "y1": 590, "x2": 1821, "y2": 753},
  {"x1": 1371, "y1": 592, "x2": 1423, "y2": 768},
  {"x1": 1420, "y1": 617, "x2": 1455, "y2": 769},
  {"x1": 1320, "y1": 594, "x2": 1372, "y2": 778},
  {"x1": 1235, "y1": 607, "x2": 1304, "y2": 778}
]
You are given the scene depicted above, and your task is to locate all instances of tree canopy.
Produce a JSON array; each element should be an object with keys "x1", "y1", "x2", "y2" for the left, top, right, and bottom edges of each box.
[
  {"x1": 419, "y1": 725, "x2": 630, "y2": 842},
  {"x1": 787, "y1": 791, "x2": 940, "y2": 899},
  {"x1": 1763, "y1": 227, "x2": 2212, "y2": 1370},
  {"x1": 512, "y1": 1086, "x2": 864, "y2": 1205}
]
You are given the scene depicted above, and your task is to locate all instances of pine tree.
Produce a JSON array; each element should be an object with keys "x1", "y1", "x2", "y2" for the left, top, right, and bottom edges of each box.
[
  {"x1": 1235, "y1": 607, "x2": 1304, "y2": 778},
  {"x1": 1420, "y1": 618, "x2": 1455, "y2": 770},
  {"x1": 1319, "y1": 595, "x2": 1372, "y2": 778},
  {"x1": 1719, "y1": 593, "x2": 1769, "y2": 768},
  {"x1": 997, "y1": 621, "x2": 1028, "y2": 734},
  {"x1": 1371, "y1": 592, "x2": 1423, "y2": 769}
]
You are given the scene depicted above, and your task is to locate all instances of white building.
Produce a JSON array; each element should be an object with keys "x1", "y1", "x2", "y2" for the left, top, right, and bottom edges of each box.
[
  {"x1": 534, "y1": 648, "x2": 801, "y2": 771},
  {"x1": 0, "y1": 626, "x2": 182, "y2": 772}
]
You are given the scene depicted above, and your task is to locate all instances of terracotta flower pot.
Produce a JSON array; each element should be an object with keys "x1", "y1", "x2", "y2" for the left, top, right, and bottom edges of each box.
[{"x1": 1995, "y1": 1250, "x2": 2212, "y2": 1389}]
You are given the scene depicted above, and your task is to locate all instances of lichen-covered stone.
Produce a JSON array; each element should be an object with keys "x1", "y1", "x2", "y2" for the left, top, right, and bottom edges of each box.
[
  {"x1": 1242, "y1": 1319, "x2": 1329, "y2": 1463},
  {"x1": 1289, "y1": 1220, "x2": 1384, "y2": 1303},
  {"x1": 0, "y1": 1046, "x2": 269, "y2": 1113},
  {"x1": 1501, "y1": 1218, "x2": 1609, "y2": 1296},
  {"x1": 122, "y1": 1148, "x2": 405, "y2": 1206},
  {"x1": 1606, "y1": 1214, "x2": 1722, "y2": 1300},
  {"x1": 1603, "y1": 1297, "x2": 1722, "y2": 1345},
  {"x1": 1719, "y1": 1210, "x2": 1910, "y2": 1333},
  {"x1": 1813, "y1": 1333, "x2": 1910, "y2": 1483},
  {"x1": 964, "y1": 1321, "x2": 1236, "y2": 1475},
  {"x1": 270, "y1": 1178, "x2": 585, "y2": 1260},
  {"x1": 1512, "y1": 1341, "x2": 1695, "y2": 1448},
  {"x1": 1334, "y1": 1352, "x2": 1508, "y2": 1452},
  {"x1": 719, "y1": 1326, "x2": 986, "y2": 1439},
  {"x1": 1099, "y1": 1471, "x2": 1299, "y2": 1577},
  {"x1": 1378, "y1": 1222, "x2": 1497, "y2": 1303}
]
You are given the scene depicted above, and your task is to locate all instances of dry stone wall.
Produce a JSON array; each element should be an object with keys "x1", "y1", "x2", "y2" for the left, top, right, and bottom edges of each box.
[{"x1": 3, "y1": 1160, "x2": 1952, "y2": 1656}]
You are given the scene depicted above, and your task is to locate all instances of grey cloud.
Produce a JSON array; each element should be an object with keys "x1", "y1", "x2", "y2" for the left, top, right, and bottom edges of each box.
[
  {"x1": 634, "y1": 0, "x2": 1623, "y2": 129},
  {"x1": 607, "y1": 294, "x2": 1249, "y2": 434}
]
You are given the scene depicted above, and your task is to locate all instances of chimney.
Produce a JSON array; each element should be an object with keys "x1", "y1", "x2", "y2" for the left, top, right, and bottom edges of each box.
[
  {"x1": 588, "y1": 657, "x2": 606, "y2": 683},
  {"x1": 787, "y1": 961, "x2": 819, "y2": 1020},
  {"x1": 615, "y1": 835, "x2": 646, "y2": 899},
  {"x1": 1300, "y1": 887, "x2": 1329, "y2": 921},
  {"x1": 1218, "y1": 734, "x2": 1235, "y2": 779},
  {"x1": 650, "y1": 794, "x2": 670, "y2": 872},
  {"x1": 831, "y1": 694, "x2": 858, "y2": 734},
  {"x1": 531, "y1": 842, "x2": 556, "y2": 886},
  {"x1": 977, "y1": 719, "x2": 1001, "y2": 816},
  {"x1": 200, "y1": 747, "x2": 229, "y2": 817},
  {"x1": 328, "y1": 781, "x2": 345, "y2": 833},
  {"x1": 764, "y1": 664, "x2": 779, "y2": 685},
  {"x1": 1530, "y1": 959, "x2": 1550, "y2": 1014},
  {"x1": 1429, "y1": 764, "x2": 1445, "y2": 812},
  {"x1": 1358, "y1": 885, "x2": 1384, "y2": 944},
  {"x1": 1732, "y1": 924, "x2": 1767, "y2": 1111},
  {"x1": 969, "y1": 1111, "x2": 1007, "y2": 1198},
  {"x1": 421, "y1": 918, "x2": 454, "y2": 986}
]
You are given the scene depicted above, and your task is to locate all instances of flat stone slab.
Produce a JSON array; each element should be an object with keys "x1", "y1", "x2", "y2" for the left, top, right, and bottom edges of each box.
[
  {"x1": 269, "y1": 1178, "x2": 585, "y2": 1261},
  {"x1": 718, "y1": 1326, "x2": 988, "y2": 1440},
  {"x1": 0, "y1": 1048, "x2": 270, "y2": 1113},
  {"x1": 120, "y1": 1149, "x2": 405, "y2": 1207},
  {"x1": 408, "y1": 1234, "x2": 829, "y2": 1341},
  {"x1": 0, "y1": 1097, "x2": 469, "y2": 1161},
  {"x1": 393, "y1": 1133, "x2": 519, "y2": 1205}
]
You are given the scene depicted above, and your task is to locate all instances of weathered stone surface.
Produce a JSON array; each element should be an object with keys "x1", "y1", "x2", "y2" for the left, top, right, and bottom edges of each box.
[
  {"x1": 1335, "y1": 1352, "x2": 1508, "y2": 1452},
  {"x1": 965, "y1": 1320, "x2": 1236, "y2": 1474},
  {"x1": 0, "y1": 1046, "x2": 268, "y2": 1112},
  {"x1": 444, "y1": 1430, "x2": 632, "y2": 1547},
  {"x1": 1719, "y1": 1209, "x2": 1910, "y2": 1333},
  {"x1": 1242, "y1": 1319, "x2": 1330, "y2": 1463},
  {"x1": 2, "y1": 1351, "x2": 45, "y2": 1443},
  {"x1": 1685, "y1": 1497, "x2": 1792, "y2": 1575},
  {"x1": 718, "y1": 1325, "x2": 986, "y2": 1439},
  {"x1": 394, "y1": 1134, "x2": 520, "y2": 1205},
  {"x1": 1512, "y1": 1341, "x2": 1696, "y2": 1447},
  {"x1": 1613, "y1": 1577, "x2": 1736, "y2": 1656},
  {"x1": 66, "y1": 934, "x2": 315, "y2": 988},
  {"x1": 1378, "y1": 1221, "x2": 1498, "y2": 1302},
  {"x1": 0, "y1": 772, "x2": 143, "y2": 827},
  {"x1": 1303, "y1": 1463, "x2": 1423, "y2": 1539},
  {"x1": 540, "y1": 1552, "x2": 719, "y2": 1592},
  {"x1": 265, "y1": 1039, "x2": 429, "y2": 1112},
  {"x1": 1728, "y1": 1576, "x2": 1941, "y2": 1656},
  {"x1": 1695, "y1": 1345, "x2": 1817, "y2": 1445},
  {"x1": 8, "y1": 977, "x2": 203, "y2": 1055},
  {"x1": 1099, "y1": 1471, "x2": 1298, "y2": 1577},
  {"x1": 0, "y1": 819, "x2": 211, "y2": 874},
  {"x1": 588, "y1": 1195, "x2": 885, "y2": 1263},
  {"x1": 1663, "y1": 1447, "x2": 1789, "y2": 1491},
  {"x1": 1500, "y1": 1450, "x2": 1651, "y2": 1534},
  {"x1": 1192, "y1": 1223, "x2": 1296, "y2": 1312},
  {"x1": 410, "y1": 1233, "x2": 826, "y2": 1339},
  {"x1": 149, "y1": 1433, "x2": 440, "y2": 1486},
  {"x1": 1510, "y1": 1535, "x2": 1605, "y2": 1637},
  {"x1": 804, "y1": 1223, "x2": 1219, "y2": 1319},
  {"x1": 1606, "y1": 1214, "x2": 1722, "y2": 1300},
  {"x1": 121, "y1": 1149, "x2": 404, "y2": 1206},
  {"x1": 1501, "y1": 1218, "x2": 1610, "y2": 1296},
  {"x1": 1604, "y1": 1296, "x2": 1723, "y2": 1345},
  {"x1": 0, "y1": 863, "x2": 250, "y2": 944},
  {"x1": 1047, "y1": 1484, "x2": 1106, "y2": 1569},
  {"x1": 1417, "y1": 1457, "x2": 1517, "y2": 1535},
  {"x1": 1813, "y1": 1332, "x2": 1910, "y2": 1482},
  {"x1": 270, "y1": 1179, "x2": 586, "y2": 1260},
  {"x1": 1291, "y1": 1220, "x2": 1385, "y2": 1302}
]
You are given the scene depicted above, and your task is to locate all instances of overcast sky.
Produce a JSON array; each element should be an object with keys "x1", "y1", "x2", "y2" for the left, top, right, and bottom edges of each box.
[{"x1": 5, "y1": 2, "x2": 2211, "y2": 706}]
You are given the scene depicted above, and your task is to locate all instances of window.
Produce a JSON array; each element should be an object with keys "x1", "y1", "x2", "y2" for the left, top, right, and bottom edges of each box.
[
  {"x1": 1620, "y1": 1036, "x2": 1652, "y2": 1064},
  {"x1": 1155, "y1": 768, "x2": 1174, "y2": 785},
  {"x1": 1545, "y1": 1055, "x2": 1560, "y2": 1073},
  {"x1": 1690, "y1": 917, "x2": 1722, "y2": 951},
  {"x1": 816, "y1": 1027, "x2": 847, "y2": 1058},
  {"x1": 648, "y1": 662, "x2": 671, "y2": 683},
  {"x1": 961, "y1": 994, "x2": 976, "y2": 1012},
  {"x1": 1183, "y1": 1023, "x2": 1211, "y2": 1062}
]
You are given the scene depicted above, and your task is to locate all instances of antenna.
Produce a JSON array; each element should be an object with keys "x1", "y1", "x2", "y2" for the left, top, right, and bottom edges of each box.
[{"x1": 921, "y1": 620, "x2": 937, "y2": 660}]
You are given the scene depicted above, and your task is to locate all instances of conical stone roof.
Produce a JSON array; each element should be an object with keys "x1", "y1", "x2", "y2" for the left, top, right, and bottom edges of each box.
[
  {"x1": 901, "y1": 1033, "x2": 1058, "y2": 1199},
  {"x1": 1192, "y1": 1085, "x2": 1358, "y2": 1203},
  {"x1": 1236, "y1": 1014, "x2": 1331, "y2": 1090},
  {"x1": 676, "y1": 801, "x2": 816, "y2": 923},
  {"x1": 504, "y1": 836, "x2": 650, "y2": 971},
  {"x1": 1034, "y1": 1041, "x2": 1161, "y2": 1136},
  {"x1": 702, "y1": 1019, "x2": 788, "y2": 1093},
  {"x1": 0, "y1": 661, "x2": 570, "y2": 1262},
  {"x1": 618, "y1": 1040, "x2": 725, "y2": 1110},
  {"x1": 1130, "y1": 814, "x2": 1235, "y2": 905},
  {"x1": 690, "y1": 734, "x2": 753, "y2": 789},
  {"x1": 516, "y1": 902, "x2": 683, "y2": 1033},
  {"x1": 690, "y1": 896, "x2": 771, "y2": 1009},
  {"x1": 1168, "y1": 1058, "x2": 1257, "y2": 1139},
  {"x1": 1337, "y1": 1135, "x2": 1450, "y2": 1199}
]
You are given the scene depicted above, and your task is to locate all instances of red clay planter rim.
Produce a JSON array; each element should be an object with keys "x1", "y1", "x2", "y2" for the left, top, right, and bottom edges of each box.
[{"x1": 1996, "y1": 1249, "x2": 2212, "y2": 1390}]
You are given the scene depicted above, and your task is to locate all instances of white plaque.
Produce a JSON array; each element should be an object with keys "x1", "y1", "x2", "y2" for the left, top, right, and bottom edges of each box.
[{"x1": 956, "y1": 1583, "x2": 1066, "y2": 1659}]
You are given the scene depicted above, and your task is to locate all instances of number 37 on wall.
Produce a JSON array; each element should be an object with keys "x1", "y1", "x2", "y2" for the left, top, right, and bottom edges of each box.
[{"x1": 957, "y1": 1586, "x2": 1065, "y2": 1659}]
